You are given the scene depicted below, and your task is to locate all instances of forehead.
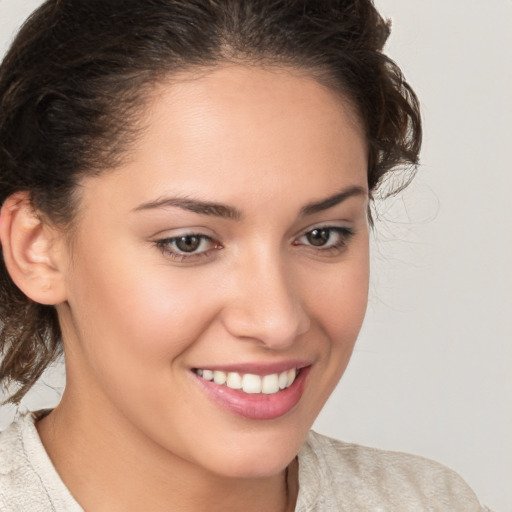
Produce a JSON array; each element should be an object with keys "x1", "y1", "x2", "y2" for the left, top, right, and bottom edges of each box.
[
  {"x1": 80, "y1": 65, "x2": 368, "y2": 214},
  {"x1": 145, "y1": 64, "x2": 366, "y2": 162}
]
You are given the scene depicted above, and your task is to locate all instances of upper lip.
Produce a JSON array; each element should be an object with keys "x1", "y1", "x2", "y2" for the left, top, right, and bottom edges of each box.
[{"x1": 191, "y1": 360, "x2": 312, "y2": 376}]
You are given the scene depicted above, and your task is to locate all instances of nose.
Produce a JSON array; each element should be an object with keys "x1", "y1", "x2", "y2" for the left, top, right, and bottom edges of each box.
[{"x1": 220, "y1": 251, "x2": 310, "y2": 349}]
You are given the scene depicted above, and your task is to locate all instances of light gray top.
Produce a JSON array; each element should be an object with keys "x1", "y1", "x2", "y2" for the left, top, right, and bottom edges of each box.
[{"x1": 0, "y1": 411, "x2": 490, "y2": 511}]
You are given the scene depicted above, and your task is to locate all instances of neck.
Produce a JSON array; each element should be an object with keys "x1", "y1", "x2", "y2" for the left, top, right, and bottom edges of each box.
[{"x1": 36, "y1": 389, "x2": 297, "y2": 512}]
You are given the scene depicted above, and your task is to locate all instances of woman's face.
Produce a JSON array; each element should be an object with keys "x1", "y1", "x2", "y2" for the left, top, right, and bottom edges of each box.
[{"x1": 56, "y1": 65, "x2": 369, "y2": 478}]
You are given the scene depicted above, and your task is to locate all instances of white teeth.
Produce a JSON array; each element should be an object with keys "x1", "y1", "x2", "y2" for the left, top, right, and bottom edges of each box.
[
  {"x1": 226, "y1": 372, "x2": 243, "y2": 390},
  {"x1": 286, "y1": 368, "x2": 296, "y2": 387},
  {"x1": 278, "y1": 371, "x2": 288, "y2": 389},
  {"x1": 242, "y1": 373, "x2": 262, "y2": 394},
  {"x1": 213, "y1": 370, "x2": 227, "y2": 385},
  {"x1": 202, "y1": 369, "x2": 214, "y2": 381},
  {"x1": 195, "y1": 367, "x2": 300, "y2": 394},
  {"x1": 262, "y1": 374, "x2": 279, "y2": 394}
]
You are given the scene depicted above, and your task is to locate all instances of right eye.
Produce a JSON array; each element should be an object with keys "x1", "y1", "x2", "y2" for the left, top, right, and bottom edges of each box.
[{"x1": 294, "y1": 225, "x2": 355, "y2": 254}]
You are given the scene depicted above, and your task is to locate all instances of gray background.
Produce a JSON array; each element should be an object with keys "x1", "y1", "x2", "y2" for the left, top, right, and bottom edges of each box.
[{"x1": 1, "y1": 1, "x2": 511, "y2": 510}]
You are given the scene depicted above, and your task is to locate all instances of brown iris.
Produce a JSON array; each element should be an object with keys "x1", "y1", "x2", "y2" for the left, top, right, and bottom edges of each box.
[
  {"x1": 306, "y1": 228, "x2": 331, "y2": 247},
  {"x1": 175, "y1": 235, "x2": 202, "y2": 252}
]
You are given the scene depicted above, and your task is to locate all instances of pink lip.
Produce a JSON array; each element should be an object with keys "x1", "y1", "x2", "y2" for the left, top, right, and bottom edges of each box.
[{"x1": 193, "y1": 365, "x2": 311, "y2": 420}]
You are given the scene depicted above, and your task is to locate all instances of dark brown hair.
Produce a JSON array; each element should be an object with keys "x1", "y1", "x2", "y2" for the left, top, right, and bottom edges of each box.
[{"x1": 0, "y1": 0, "x2": 421, "y2": 403}]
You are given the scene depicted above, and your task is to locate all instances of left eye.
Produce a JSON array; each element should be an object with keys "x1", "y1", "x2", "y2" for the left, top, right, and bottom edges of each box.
[
  {"x1": 296, "y1": 226, "x2": 354, "y2": 250},
  {"x1": 173, "y1": 234, "x2": 208, "y2": 253},
  {"x1": 156, "y1": 234, "x2": 215, "y2": 256}
]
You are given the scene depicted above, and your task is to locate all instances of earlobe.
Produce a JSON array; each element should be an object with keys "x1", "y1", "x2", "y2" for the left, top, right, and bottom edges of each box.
[{"x1": 0, "y1": 192, "x2": 67, "y2": 305}]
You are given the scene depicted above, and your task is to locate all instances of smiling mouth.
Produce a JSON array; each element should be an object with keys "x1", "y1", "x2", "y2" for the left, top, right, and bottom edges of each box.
[
  {"x1": 193, "y1": 368, "x2": 299, "y2": 395},
  {"x1": 192, "y1": 364, "x2": 311, "y2": 420}
]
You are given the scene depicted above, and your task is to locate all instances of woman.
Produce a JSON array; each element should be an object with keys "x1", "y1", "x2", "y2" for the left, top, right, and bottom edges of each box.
[{"x1": 0, "y1": 1, "x2": 490, "y2": 510}]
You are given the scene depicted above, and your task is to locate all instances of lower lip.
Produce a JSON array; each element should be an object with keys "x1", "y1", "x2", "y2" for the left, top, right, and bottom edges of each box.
[{"x1": 193, "y1": 367, "x2": 310, "y2": 420}]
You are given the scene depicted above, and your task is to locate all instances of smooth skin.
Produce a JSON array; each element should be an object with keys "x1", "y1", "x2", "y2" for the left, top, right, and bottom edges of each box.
[{"x1": 1, "y1": 65, "x2": 370, "y2": 511}]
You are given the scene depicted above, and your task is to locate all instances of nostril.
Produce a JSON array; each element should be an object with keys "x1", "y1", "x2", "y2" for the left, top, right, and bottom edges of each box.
[
  {"x1": 220, "y1": 299, "x2": 310, "y2": 348},
  {"x1": 219, "y1": 260, "x2": 310, "y2": 346}
]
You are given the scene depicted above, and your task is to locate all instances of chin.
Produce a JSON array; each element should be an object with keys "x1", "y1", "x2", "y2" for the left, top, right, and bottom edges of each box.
[
  {"x1": 207, "y1": 451, "x2": 295, "y2": 480},
  {"x1": 193, "y1": 424, "x2": 308, "y2": 479}
]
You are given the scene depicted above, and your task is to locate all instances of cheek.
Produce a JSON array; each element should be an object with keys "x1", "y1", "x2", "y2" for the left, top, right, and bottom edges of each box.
[
  {"x1": 308, "y1": 251, "x2": 369, "y2": 342},
  {"x1": 324, "y1": 269, "x2": 368, "y2": 342},
  {"x1": 65, "y1": 245, "x2": 222, "y2": 380},
  {"x1": 302, "y1": 247, "x2": 369, "y2": 400}
]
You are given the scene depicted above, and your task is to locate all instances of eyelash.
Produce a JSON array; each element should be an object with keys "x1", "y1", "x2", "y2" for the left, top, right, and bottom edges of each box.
[
  {"x1": 294, "y1": 226, "x2": 355, "y2": 255},
  {"x1": 155, "y1": 234, "x2": 219, "y2": 262},
  {"x1": 155, "y1": 226, "x2": 355, "y2": 263}
]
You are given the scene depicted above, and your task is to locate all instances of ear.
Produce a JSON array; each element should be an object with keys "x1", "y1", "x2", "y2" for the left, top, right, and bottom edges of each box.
[{"x1": 0, "y1": 192, "x2": 67, "y2": 305}]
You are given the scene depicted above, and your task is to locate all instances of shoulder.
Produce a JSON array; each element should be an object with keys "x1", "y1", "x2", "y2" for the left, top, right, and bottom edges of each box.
[
  {"x1": 0, "y1": 410, "x2": 81, "y2": 512},
  {"x1": 296, "y1": 430, "x2": 488, "y2": 511},
  {"x1": 0, "y1": 412, "x2": 54, "y2": 511}
]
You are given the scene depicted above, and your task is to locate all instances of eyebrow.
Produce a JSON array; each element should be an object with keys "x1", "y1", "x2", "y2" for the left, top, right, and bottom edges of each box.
[
  {"x1": 133, "y1": 196, "x2": 242, "y2": 220},
  {"x1": 133, "y1": 185, "x2": 367, "y2": 220},
  {"x1": 299, "y1": 185, "x2": 368, "y2": 217}
]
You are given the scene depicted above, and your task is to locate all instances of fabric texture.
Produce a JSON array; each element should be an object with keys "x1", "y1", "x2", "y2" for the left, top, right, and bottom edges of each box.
[
  {"x1": 0, "y1": 411, "x2": 490, "y2": 511},
  {"x1": 295, "y1": 431, "x2": 490, "y2": 512}
]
